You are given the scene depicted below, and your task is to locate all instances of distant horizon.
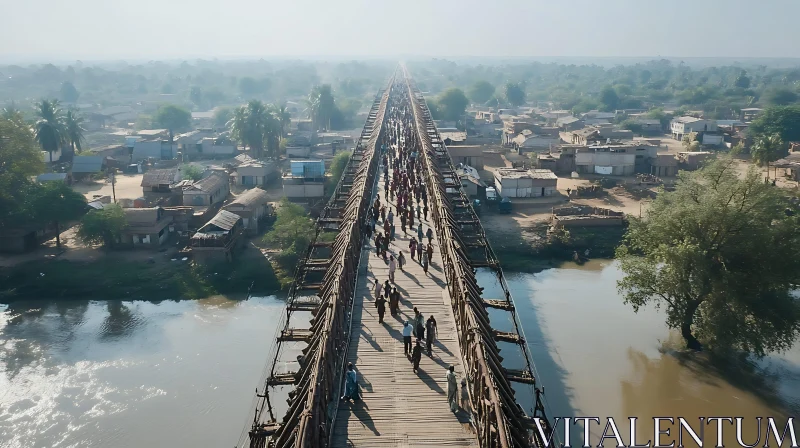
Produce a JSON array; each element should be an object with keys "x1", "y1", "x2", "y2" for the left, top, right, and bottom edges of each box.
[{"x1": 4, "y1": 55, "x2": 800, "y2": 67}]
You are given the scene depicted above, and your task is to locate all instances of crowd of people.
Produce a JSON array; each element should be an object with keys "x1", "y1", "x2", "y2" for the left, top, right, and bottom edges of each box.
[{"x1": 343, "y1": 92, "x2": 463, "y2": 415}]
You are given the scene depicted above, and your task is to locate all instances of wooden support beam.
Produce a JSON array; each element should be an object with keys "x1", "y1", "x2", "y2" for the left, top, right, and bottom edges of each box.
[
  {"x1": 268, "y1": 372, "x2": 298, "y2": 386},
  {"x1": 288, "y1": 300, "x2": 319, "y2": 312},
  {"x1": 494, "y1": 330, "x2": 524, "y2": 344},
  {"x1": 505, "y1": 369, "x2": 536, "y2": 385},
  {"x1": 298, "y1": 283, "x2": 323, "y2": 291},
  {"x1": 279, "y1": 329, "x2": 314, "y2": 342},
  {"x1": 483, "y1": 299, "x2": 515, "y2": 311}
]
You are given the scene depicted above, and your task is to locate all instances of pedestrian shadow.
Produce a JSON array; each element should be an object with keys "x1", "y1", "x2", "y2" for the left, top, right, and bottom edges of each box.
[
  {"x1": 359, "y1": 328, "x2": 384, "y2": 353},
  {"x1": 434, "y1": 340, "x2": 454, "y2": 356},
  {"x1": 430, "y1": 352, "x2": 451, "y2": 369},
  {"x1": 351, "y1": 400, "x2": 380, "y2": 436},
  {"x1": 416, "y1": 367, "x2": 445, "y2": 394},
  {"x1": 401, "y1": 271, "x2": 422, "y2": 287}
]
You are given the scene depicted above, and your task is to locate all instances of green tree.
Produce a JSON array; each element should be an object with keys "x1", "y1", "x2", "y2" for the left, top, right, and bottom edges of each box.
[
  {"x1": 599, "y1": 85, "x2": 620, "y2": 111},
  {"x1": 59, "y1": 81, "x2": 80, "y2": 103},
  {"x1": 617, "y1": 157, "x2": 800, "y2": 355},
  {"x1": 435, "y1": 88, "x2": 469, "y2": 122},
  {"x1": 307, "y1": 84, "x2": 336, "y2": 131},
  {"x1": 264, "y1": 197, "x2": 316, "y2": 286},
  {"x1": 228, "y1": 100, "x2": 279, "y2": 159},
  {"x1": 181, "y1": 164, "x2": 204, "y2": 181},
  {"x1": 274, "y1": 102, "x2": 291, "y2": 138},
  {"x1": 468, "y1": 80, "x2": 495, "y2": 104},
  {"x1": 750, "y1": 133, "x2": 787, "y2": 173},
  {"x1": 504, "y1": 82, "x2": 526, "y2": 107},
  {"x1": 153, "y1": 104, "x2": 191, "y2": 142},
  {"x1": 682, "y1": 132, "x2": 701, "y2": 151},
  {"x1": 34, "y1": 99, "x2": 66, "y2": 162},
  {"x1": 619, "y1": 119, "x2": 643, "y2": 133},
  {"x1": 734, "y1": 71, "x2": 751, "y2": 89},
  {"x1": 328, "y1": 150, "x2": 351, "y2": 191},
  {"x1": 213, "y1": 107, "x2": 233, "y2": 129},
  {"x1": 64, "y1": 109, "x2": 85, "y2": 161},
  {"x1": 30, "y1": 182, "x2": 87, "y2": 248},
  {"x1": 78, "y1": 203, "x2": 127, "y2": 248},
  {"x1": 749, "y1": 105, "x2": 800, "y2": 143},
  {"x1": 762, "y1": 88, "x2": 798, "y2": 106},
  {"x1": 2, "y1": 102, "x2": 26, "y2": 125},
  {"x1": 0, "y1": 117, "x2": 44, "y2": 228}
]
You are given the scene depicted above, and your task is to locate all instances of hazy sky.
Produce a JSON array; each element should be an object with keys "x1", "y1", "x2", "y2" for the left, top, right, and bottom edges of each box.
[{"x1": 1, "y1": 0, "x2": 797, "y2": 62}]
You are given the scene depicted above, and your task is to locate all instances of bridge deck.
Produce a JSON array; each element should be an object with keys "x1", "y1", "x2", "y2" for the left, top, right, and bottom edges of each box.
[{"x1": 331, "y1": 171, "x2": 478, "y2": 447}]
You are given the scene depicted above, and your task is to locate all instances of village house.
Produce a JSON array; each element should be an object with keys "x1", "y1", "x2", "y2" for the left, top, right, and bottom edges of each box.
[
  {"x1": 447, "y1": 145, "x2": 485, "y2": 170},
  {"x1": 677, "y1": 151, "x2": 715, "y2": 171},
  {"x1": 223, "y1": 188, "x2": 271, "y2": 235},
  {"x1": 117, "y1": 207, "x2": 173, "y2": 249},
  {"x1": 740, "y1": 108, "x2": 763, "y2": 122},
  {"x1": 650, "y1": 153, "x2": 679, "y2": 177},
  {"x1": 440, "y1": 129, "x2": 468, "y2": 146},
  {"x1": 283, "y1": 160, "x2": 325, "y2": 199},
  {"x1": 182, "y1": 171, "x2": 230, "y2": 207},
  {"x1": 631, "y1": 118, "x2": 663, "y2": 135},
  {"x1": 575, "y1": 146, "x2": 637, "y2": 176},
  {"x1": 538, "y1": 110, "x2": 572, "y2": 126},
  {"x1": 190, "y1": 210, "x2": 244, "y2": 263},
  {"x1": 510, "y1": 130, "x2": 561, "y2": 154},
  {"x1": 0, "y1": 223, "x2": 59, "y2": 253},
  {"x1": 670, "y1": 116, "x2": 718, "y2": 141},
  {"x1": 580, "y1": 110, "x2": 617, "y2": 125},
  {"x1": 130, "y1": 129, "x2": 177, "y2": 161},
  {"x1": 494, "y1": 168, "x2": 558, "y2": 198},
  {"x1": 140, "y1": 168, "x2": 186, "y2": 205},
  {"x1": 556, "y1": 116, "x2": 584, "y2": 131},
  {"x1": 535, "y1": 145, "x2": 579, "y2": 174},
  {"x1": 455, "y1": 165, "x2": 486, "y2": 197},
  {"x1": 71, "y1": 155, "x2": 105, "y2": 179}
]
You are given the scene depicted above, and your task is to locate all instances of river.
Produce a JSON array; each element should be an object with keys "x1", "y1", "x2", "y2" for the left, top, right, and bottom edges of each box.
[{"x1": 1, "y1": 261, "x2": 799, "y2": 447}]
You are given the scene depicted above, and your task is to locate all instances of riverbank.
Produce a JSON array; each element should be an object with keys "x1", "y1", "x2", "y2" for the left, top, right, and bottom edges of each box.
[
  {"x1": 482, "y1": 215, "x2": 627, "y2": 273},
  {"x1": 0, "y1": 250, "x2": 280, "y2": 303}
]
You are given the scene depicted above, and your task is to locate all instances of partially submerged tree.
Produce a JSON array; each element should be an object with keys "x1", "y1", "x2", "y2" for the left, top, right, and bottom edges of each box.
[
  {"x1": 78, "y1": 204, "x2": 127, "y2": 248},
  {"x1": 617, "y1": 157, "x2": 800, "y2": 356}
]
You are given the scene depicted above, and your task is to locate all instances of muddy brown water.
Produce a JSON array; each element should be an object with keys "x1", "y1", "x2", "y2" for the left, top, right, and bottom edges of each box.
[{"x1": 1, "y1": 261, "x2": 798, "y2": 447}]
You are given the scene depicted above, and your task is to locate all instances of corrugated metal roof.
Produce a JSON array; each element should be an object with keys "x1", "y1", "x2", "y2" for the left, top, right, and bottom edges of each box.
[
  {"x1": 37, "y1": 173, "x2": 68, "y2": 182},
  {"x1": 141, "y1": 168, "x2": 179, "y2": 187},
  {"x1": 72, "y1": 156, "x2": 104, "y2": 173},
  {"x1": 226, "y1": 188, "x2": 269, "y2": 209},
  {"x1": 187, "y1": 172, "x2": 227, "y2": 193},
  {"x1": 123, "y1": 207, "x2": 161, "y2": 225},
  {"x1": 200, "y1": 209, "x2": 241, "y2": 232}
]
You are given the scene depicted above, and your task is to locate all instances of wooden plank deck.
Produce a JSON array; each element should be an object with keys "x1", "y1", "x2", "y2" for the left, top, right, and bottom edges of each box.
[{"x1": 331, "y1": 171, "x2": 478, "y2": 447}]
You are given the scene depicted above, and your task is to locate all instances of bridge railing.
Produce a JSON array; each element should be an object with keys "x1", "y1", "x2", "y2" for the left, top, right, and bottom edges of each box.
[
  {"x1": 242, "y1": 75, "x2": 396, "y2": 448},
  {"x1": 403, "y1": 67, "x2": 555, "y2": 448}
]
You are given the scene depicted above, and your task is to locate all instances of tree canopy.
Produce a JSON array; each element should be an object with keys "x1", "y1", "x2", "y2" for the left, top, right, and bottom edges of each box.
[
  {"x1": 29, "y1": 182, "x2": 87, "y2": 248},
  {"x1": 468, "y1": 81, "x2": 495, "y2": 104},
  {"x1": 153, "y1": 104, "x2": 191, "y2": 137},
  {"x1": 616, "y1": 157, "x2": 800, "y2": 356},
  {"x1": 78, "y1": 204, "x2": 127, "y2": 247},
  {"x1": 33, "y1": 99, "x2": 67, "y2": 162},
  {"x1": 504, "y1": 82, "x2": 526, "y2": 107},
  {"x1": 328, "y1": 150, "x2": 351, "y2": 194},
  {"x1": 748, "y1": 105, "x2": 800, "y2": 143},
  {"x1": 599, "y1": 85, "x2": 620, "y2": 111},
  {"x1": 750, "y1": 133, "x2": 787, "y2": 168},
  {"x1": 435, "y1": 88, "x2": 469, "y2": 122}
]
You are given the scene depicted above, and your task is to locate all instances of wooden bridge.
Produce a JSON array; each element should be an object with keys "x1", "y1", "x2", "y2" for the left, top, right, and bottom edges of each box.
[{"x1": 237, "y1": 67, "x2": 555, "y2": 448}]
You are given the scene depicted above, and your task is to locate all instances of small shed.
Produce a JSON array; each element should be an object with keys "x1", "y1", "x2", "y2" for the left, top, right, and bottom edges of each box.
[
  {"x1": 71, "y1": 156, "x2": 105, "y2": 175},
  {"x1": 494, "y1": 168, "x2": 558, "y2": 198},
  {"x1": 651, "y1": 153, "x2": 678, "y2": 177},
  {"x1": 36, "y1": 173, "x2": 69, "y2": 183},
  {"x1": 191, "y1": 210, "x2": 244, "y2": 263}
]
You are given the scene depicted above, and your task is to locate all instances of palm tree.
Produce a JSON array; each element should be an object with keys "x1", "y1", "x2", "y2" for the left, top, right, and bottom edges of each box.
[
  {"x1": 307, "y1": 84, "x2": 335, "y2": 131},
  {"x1": 274, "y1": 102, "x2": 291, "y2": 138},
  {"x1": 751, "y1": 133, "x2": 786, "y2": 179},
  {"x1": 34, "y1": 99, "x2": 67, "y2": 162},
  {"x1": 64, "y1": 109, "x2": 86, "y2": 161},
  {"x1": 229, "y1": 100, "x2": 280, "y2": 159}
]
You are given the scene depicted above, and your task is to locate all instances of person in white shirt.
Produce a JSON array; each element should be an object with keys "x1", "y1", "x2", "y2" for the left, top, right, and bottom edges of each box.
[{"x1": 402, "y1": 321, "x2": 413, "y2": 356}]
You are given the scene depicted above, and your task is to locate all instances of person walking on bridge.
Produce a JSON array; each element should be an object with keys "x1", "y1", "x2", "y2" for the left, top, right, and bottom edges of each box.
[
  {"x1": 426, "y1": 315, "x2": 437, "y2": 356},
  {"x1": 341, "y1": 363, "x2": 360, "y2": 402},
  {"x1": 373, "y1": 279, "x2": 382, "y2": 301},
  {"x1": 446, "y1": 366, "x2": 459, "y2": 412},
  {"x1": 397, "y1": 251, "x2": 405, "y2": 271},
  {"x1": 388, "y1": 255, "x2": 397, "y2": 283},
  {"x1": 374, "y1": 294, "x2": 387, "y2": 324},
  {"x1": 426, "y1": 227, "x2": 434, "y2": 245},
  {"x1": 390, "y1": 287, "x2": 400, "y2": 316},
  {"x1": 412, "y1": 339, "x2": 423, "y2": 373},
  {"x1": 402, "y1": 321, "x2": 413, "y2": 357},
  {"x1": 416, "y1": 223, "x2": 424, "y2": 245}
]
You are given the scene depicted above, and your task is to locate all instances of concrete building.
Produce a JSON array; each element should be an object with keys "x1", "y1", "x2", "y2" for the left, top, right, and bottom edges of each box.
[
  {"x1": 494, "y1": 168, "x2": 558, "y2": 198},
  {"x1": 556, "y1": 116, "x2": 584, "y2": 131},
  {"x1": 651, "y1": 153, "x2": 679, "y2": 177},
  {"x1": 510, "y1": 130, "x2": 561, "y2": 154},
  {"x1": 132, "y1": 139, "x2": 177, "y2": 161},
  {"x1": 455, "y1": 165, "x2": 486, "y2": 197},
  {"x1": 183, "y1": 172, "x2": 230, "y2": 207},
  {"x1": 447, "y1": 145, "x2": 485, "y2": 170},
  {"x1": 71, "y1": 156, "x2": 105, "y2": 178},
  {"x1": 283, "y1": 160, "x2": 325, "y2": 199},
  {"x1": 118, "y1": 207, "x2": 173, "y2": 249},
  {"x1": 224, "y1": 188, "x2": 272, "y2": 235},
  {"x1": 535, "y1": 145, "x2": 579, "y2": 174},
  {"x1": 140, "y1": 168, "x2": 186, "y2": 205},
  {"x1": 677, "y1": 151, "x2": 714, "y2": 171},
  {"x1": 234, "y1": 160, "x2": 278, "y2": 187},
  {"x1": 575, "y1": 146, "x2": 636, "y2": 176},
  {"x1": 631, "y1": 118, "x2": 663, "y2": 135},
  {"x1": 740, "y1": 108, "x2": 763, "y2": 122},
  {"x1": 670, "y1": 117, "x2": 717, "y2": 140}
]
